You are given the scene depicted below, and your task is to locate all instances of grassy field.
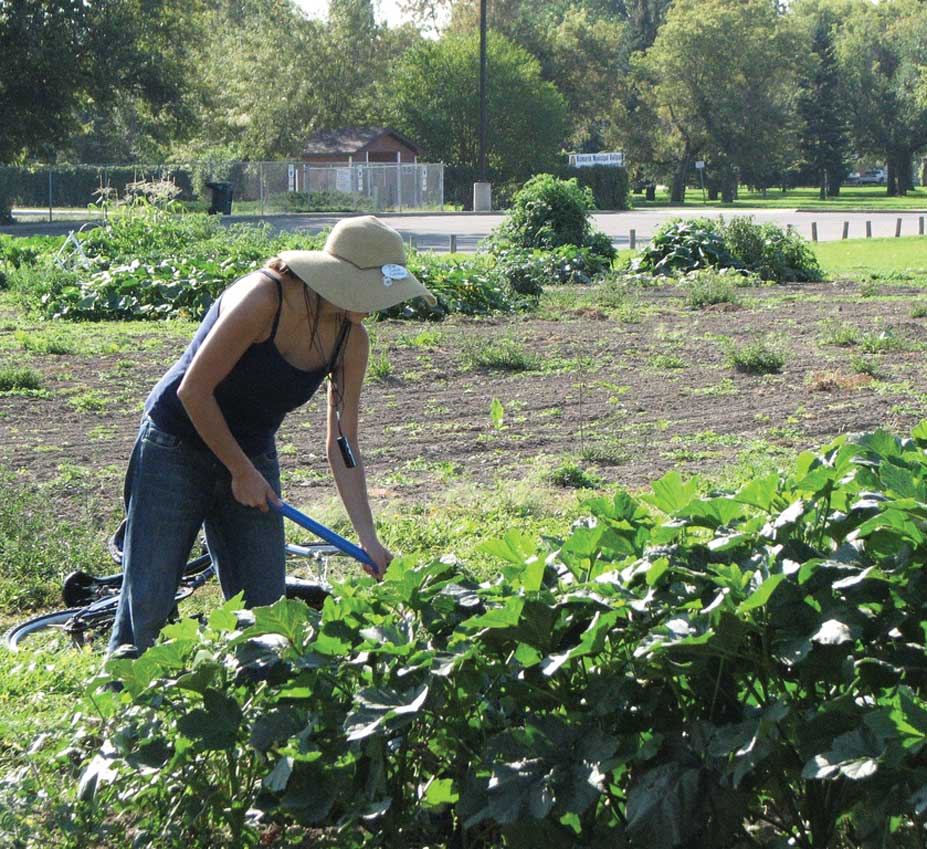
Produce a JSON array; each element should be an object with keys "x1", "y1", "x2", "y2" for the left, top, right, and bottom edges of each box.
[
  {"x1": 813, "y1": 235, "x2": 927, "y2": 282},
  {"x1": 632, "y1": 184, "x2": 927, "y2": 210}
]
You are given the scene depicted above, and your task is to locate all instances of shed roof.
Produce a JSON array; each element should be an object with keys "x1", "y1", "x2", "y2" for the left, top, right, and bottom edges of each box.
[{"x1": 301, "y1": 127, "x2": 420, "y2": 156}]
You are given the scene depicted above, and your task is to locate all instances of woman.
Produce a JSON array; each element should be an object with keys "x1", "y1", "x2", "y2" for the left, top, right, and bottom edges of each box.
[{"x1": 107, "y1": 216, "x2": 435, "y2": 655}]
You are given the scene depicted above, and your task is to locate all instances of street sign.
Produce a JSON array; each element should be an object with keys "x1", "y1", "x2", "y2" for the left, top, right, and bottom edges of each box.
[{"x1": 695, "y1": 161, "x2": 706, "y2": 170}]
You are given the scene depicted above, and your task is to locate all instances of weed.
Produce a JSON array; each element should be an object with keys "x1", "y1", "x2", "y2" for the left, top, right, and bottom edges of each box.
[
  {"x1": 909, "y1": 302, "x2": 927, "y2": 318},
  {"x1": 850, "y1": 355, "x2": 882, "y2": 377},
  {"x1": 682, "y1": 268, "x2": 743, "y2": 309},
  {"x1": 69, "y1": 390, "x2": 108, "y2": 412},
  {"x1": 367, "y1": 349, "x2": 394, "y2": 382},
  {"x1": 579, "y1": 438, "x2": 627, "y2": 466},
  {"x1": 649, "y1": 353, "x2": 689, "y2": 370},
  {"x1": 724, "y1": 339, "x2": 785, "y2": 375},
  {"x1": 15, "y1": 331, "x2": 76, "y2": 355},
  {"x1": 544, "y1": 460, "x2": 603, "y2": 489},
  {"x1": 858, "y1": 328, "x2": 915, "y2": 354},
  {"x1": 395, "y1": 329, "x2": 444, "y2": 349},
  {"x1": 0, "y1": 365, "x2": 42, "y2": 391},
  {"x1": 688, "y1": 378, "x2": 739, "y2": 397},
  {"x1": 817, "y1": 319, "x2": 859, "y2": 347},
  {"x1": 460, "y1": 335, "x2": 540, "y2": 372}
]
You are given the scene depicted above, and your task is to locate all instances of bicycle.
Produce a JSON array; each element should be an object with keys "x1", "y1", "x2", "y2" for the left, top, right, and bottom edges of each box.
[{"x1": 3, "y1": 500, "x2": 378, "y2": 653}]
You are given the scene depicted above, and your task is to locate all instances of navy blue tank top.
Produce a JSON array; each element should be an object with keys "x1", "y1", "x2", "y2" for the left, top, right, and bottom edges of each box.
[{"x1": 145, "y1": 271, "x2": 350, "y2": 457}]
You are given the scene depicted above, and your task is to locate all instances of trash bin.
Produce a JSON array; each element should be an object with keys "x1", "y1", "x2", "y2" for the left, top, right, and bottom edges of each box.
[{"x1": 205, "y1": 181, "x2": 234, "y2": 215}]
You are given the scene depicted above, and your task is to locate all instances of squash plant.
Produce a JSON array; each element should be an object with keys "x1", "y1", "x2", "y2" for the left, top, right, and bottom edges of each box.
[{"x1": 76, "y1": 425, "x2": 927, "y2": 848}]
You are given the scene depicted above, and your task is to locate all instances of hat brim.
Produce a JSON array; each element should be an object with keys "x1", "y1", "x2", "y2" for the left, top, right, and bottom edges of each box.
[{"x1": 278, "y1": 250, "x2": 437, "y2": 313}]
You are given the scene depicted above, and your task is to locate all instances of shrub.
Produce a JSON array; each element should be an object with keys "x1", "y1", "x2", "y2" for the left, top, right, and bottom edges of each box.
[
  {"x1": 561, "y1": 164, "x2": 631, "y2": 210},
  {"x1": 634, "y1": 217, "x2": 821, "y2": 283},
  {"x1": 632, "y1": 219, "x2": 737, "y2": 275},
  {"x1": 489, "y1": 174, "x2": 614, "y2": 260},
  {"x1": 460, "y1": 335, "x2": 541, "y2": 371},
  {"x1": 721, "y1": 216, "x2": 821, "y2": 283}
]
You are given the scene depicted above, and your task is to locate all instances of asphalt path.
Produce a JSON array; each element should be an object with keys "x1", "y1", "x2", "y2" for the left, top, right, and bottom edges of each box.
[{"x1": 5, "y1": 207, "x2": 927, "y2": 249}]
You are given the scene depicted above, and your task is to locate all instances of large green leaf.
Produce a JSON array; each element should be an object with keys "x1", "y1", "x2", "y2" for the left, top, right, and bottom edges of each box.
[{"x1": 626, "y1": 762, "x2": 702, "y2": 849}]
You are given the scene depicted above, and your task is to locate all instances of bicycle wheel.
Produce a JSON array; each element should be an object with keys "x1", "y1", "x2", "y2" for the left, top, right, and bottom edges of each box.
[{"x1": 3, "y1": 608, "x2": 90, "y2": 653}]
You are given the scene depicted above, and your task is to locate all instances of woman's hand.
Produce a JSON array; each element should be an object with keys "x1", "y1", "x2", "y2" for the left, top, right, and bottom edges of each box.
[
  {"x1": 231, "y1": 463, "x2": 280, "y2": 511},
  {"x1": 363, "y1": 539, "x2": 393, "y2": 582}
]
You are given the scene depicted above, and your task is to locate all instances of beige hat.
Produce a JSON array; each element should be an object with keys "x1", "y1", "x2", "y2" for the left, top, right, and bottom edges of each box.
[{"x1": 278, "y1": 216, "x2": 436, "y2": 313}]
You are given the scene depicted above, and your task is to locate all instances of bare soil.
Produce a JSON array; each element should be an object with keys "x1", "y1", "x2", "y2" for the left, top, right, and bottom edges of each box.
[{"x1": 2, "y1": 279, "x2": 926, "y2": 527}]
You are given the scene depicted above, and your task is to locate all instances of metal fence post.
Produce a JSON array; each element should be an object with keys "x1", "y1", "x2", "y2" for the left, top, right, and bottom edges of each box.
[
  {"x1": 896, "y1": 217, "x2": 902, "y2": 238},
  {"x1": 842, "y1": 221, "x2": 849, "y2": 239},
  {"x1": 629, "y1": 229, "x2": 636, "y2": 250},
  {"x1": 259, "y1": 161, "x2": 265, "y2": 218},
  {"x1": 811, "y1": 222, "x2": 818, "y2": 242},
  {"x1": 397, "y1": 163, "x2": 403, "y2": 212},
  {"x1": 866, "y1": 221, "x2": 872, "y2": 238},
  {"x1": 450, "y1": 234, "x2": 457, "y2": 253},
  {"x1": 48, "y1": 168, "x2": 53, "y2": 223},
  {"x1": 920, "y1": 216, "x2": 925, "y2": 236}
]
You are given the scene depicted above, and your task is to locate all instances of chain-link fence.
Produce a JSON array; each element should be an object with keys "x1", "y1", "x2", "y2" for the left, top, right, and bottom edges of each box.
[{"x1": 1, "y1": 161, "x2": 445, "y2": 221}]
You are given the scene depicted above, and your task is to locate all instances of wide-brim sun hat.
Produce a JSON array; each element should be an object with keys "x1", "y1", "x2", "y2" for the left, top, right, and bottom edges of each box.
[{"x1": 277, "y1": 216, "x2": 436, "y2": 313}]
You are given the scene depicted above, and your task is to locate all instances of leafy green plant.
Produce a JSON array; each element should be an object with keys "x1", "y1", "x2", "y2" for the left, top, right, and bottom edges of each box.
[
  {"x1": 859, "y1": 327, "x2": 916, "y2": 354},
  {"x1": 70, "y1": 424, "x2": 927, "y2": 848},
  {"x1": 632, "y1": 219, "x2": 737, "y2": 275},
  {"x1": 490, "y1": 397, "x2": 505, "y2": 429},
  {"x1": 724, "y1": 337, "x2": 785, "y2": 374}
]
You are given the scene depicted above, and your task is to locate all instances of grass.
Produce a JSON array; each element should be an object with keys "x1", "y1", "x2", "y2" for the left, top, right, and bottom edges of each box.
[
  {"x1": 813, "y1": 236, "x2": 927, "y2": 283},
  {"x1": 632, "y1": 185, "x2": 927, "y2": 210}
]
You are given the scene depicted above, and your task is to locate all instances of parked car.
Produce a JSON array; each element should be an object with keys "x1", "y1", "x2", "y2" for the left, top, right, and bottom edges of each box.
[{"x1": 846, "y1": 168, "x2": 886, "y2": 186}]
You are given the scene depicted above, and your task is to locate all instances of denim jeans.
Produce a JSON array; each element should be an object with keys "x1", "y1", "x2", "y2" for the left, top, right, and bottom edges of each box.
[{"x1": 107, "y1": 418, "x2": 285, "y2": 655}]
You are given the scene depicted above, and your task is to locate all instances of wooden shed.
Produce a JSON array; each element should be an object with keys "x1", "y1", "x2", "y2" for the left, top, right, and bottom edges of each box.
[{"x1": 300, "y1": 127, "x2": 420, "y2": 165}]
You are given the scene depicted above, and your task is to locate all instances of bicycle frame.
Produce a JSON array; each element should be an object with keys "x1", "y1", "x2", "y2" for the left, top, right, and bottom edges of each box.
[{"x1": 272, "y1": 500, "x2": 378, "y2": 574}]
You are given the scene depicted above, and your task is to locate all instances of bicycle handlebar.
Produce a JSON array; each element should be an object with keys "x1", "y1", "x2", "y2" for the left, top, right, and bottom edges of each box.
[{"x1": 272, "y1": 500, "x2": 379, "y2": 574}]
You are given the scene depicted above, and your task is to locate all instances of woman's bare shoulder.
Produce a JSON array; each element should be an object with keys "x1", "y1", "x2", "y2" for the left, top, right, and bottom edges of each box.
[{"x1": 219, "y1": 270, "x2": 280, "y2": 317}]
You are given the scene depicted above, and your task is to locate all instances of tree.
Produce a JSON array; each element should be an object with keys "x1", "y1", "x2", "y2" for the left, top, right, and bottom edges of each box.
[
  {"x1": 0, "y1": 0, "x2": 199, "y2": 164},
  {"x1": 641, "y1": 0, "x2": 799, "y2": 202},
  {"x1": 794, "y1": 6, "x2": 851, "y2": 199},
  {"x1": 541, "y1": 7, "x2": 629, "y2": 151},
  {"x1": 386, "y1": 30, "x2": 568, "y2": 203},
  {"x1": 835, "y1": 0, "x2": 927, "y2": 195}
]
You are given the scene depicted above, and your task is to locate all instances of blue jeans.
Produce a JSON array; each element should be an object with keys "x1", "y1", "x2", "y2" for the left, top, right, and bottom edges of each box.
[{"x1": 107, "y1": 418, "x2": 285, "y2": 655}]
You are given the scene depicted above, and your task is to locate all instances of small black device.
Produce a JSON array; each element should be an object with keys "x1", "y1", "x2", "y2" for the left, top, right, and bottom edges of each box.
[{"x1": 337, "y1": 434, "x2": 357, "y2": 468}]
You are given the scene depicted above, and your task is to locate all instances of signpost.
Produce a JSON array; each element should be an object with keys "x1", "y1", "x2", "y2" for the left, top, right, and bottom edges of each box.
[{"x1": 695, "y1": 160, "x2": 706, "y2": 204}]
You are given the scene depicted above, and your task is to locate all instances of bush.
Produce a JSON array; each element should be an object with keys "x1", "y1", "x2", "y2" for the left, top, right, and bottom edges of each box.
[
  {"x1": 491, "y1": 245, "x2": 614, "y2": 298},
  {"x1": 557, "y1": 164, "x2": 631, "y2": 210},
  {"x1": 634, "y1": 217, "x2": 821, "y2": 283},
  {"x1": 490, "y1": 174, "x2": 611, "y2": 253},
  {"x1": 721, "y1": 216, "x2": 821, "y2": 283},
  {"x1": 632, "y1": 219, "x2": 737, "y2": 275},
  {"x1": 724, "y1": 337, "x2": 785, "y2": 374}
]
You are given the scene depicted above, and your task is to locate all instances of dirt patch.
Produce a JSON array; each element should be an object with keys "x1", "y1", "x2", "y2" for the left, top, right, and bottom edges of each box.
[{"x1": 2, "y1": 279, "x2": 926, "y2": 523}]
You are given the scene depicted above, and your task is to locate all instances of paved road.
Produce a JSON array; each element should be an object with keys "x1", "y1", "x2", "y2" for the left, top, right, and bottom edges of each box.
[{"x1": 5, "y1": 208, "x2": 927, "y2": 249}]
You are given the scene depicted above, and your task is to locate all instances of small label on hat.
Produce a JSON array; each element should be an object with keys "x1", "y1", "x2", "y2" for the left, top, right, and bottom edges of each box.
[{"x1": 381, "y1": 264, "x2": 409, "y2": 280}]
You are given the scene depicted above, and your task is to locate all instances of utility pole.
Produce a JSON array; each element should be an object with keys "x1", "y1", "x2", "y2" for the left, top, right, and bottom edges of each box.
[
  {"x1": 478, "y1": 0, "x2": 487, "y2": 183},
  {"x1": 473, "y1": 0, "x2": 492, "y2": 211}
]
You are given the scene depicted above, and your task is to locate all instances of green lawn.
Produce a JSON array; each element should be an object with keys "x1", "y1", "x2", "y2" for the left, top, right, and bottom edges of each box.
[
  {"x1": 632, "y1": 185, "x2": 927, "y2": 210},
  {"x1": 813, "y1": 236, "x2": 927, "y2": 282}
]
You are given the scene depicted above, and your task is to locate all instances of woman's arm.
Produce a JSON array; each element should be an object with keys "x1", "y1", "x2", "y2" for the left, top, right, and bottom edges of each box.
[
  {"x1": 177, "y1": 273, "x2": 281, "y2": 511},
  {"x1": 327, "y1": 323, "x2": 392, "y2": 579}
]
